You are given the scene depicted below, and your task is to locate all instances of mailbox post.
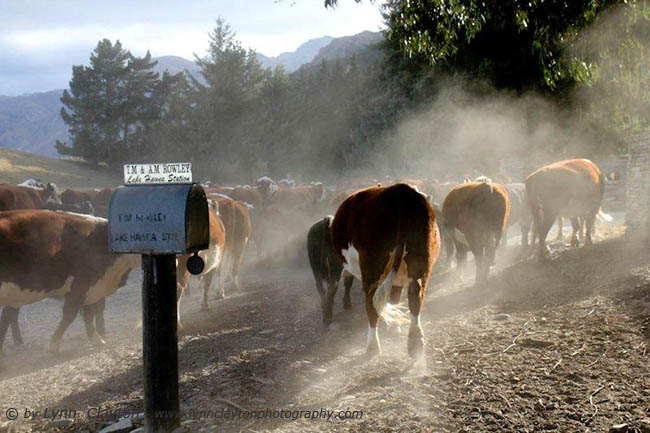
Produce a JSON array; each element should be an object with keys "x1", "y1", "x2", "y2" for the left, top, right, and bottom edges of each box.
[{"x1": 108, "y1": 163, "x2": 208, "y2": 433}]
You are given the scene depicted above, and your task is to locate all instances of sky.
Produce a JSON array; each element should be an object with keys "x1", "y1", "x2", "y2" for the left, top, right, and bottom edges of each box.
[{"x1": 0, "y1": 0, "x2": 385, "y2": 96}]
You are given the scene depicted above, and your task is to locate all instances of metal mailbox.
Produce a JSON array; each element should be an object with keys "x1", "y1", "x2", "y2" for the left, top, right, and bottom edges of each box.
[{"x1": 108, "y1": 183, "x2": 209, "y2": 254}]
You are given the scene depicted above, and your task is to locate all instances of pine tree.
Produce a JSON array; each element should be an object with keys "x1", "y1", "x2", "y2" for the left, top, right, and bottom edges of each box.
[{"x1": 57, "y1": 39, "x2": 180, "y2": 166}]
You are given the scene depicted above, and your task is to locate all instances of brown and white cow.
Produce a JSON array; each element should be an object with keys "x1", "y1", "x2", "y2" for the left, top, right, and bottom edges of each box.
[
  {"x1": 0, "y1": 181, "x2": 97, "y2": 347},
  {"x1": 0, "y1": 210, "x2": 139, "y2": 354},
  {"x1": 442, "y1": 182, "x2": 510, "y2": 285},
  {"x1": 270, "y1": 183, "x2": 325, "y2": 209},
  {"x1": 176, "y1": 201, "x2": 226, "y2": 316},
  {"x1": 210, "y1": 197, "x2": 252, "y2": 296},
  {"x1": 60, "y1": 187, "x2": 115, "y2": 218},
  {"x1": 0, "y1": 183, "x2": 61, "y2": 211},
  {"x1": 331, "y1": 183, "x2": 440, "y2": 357},
  {"x1": 228, "y1": 186, "x2": 264, "y2": 209},
  {"x1": 526, "y1": 158, "x2": 608, "y2": 257}
]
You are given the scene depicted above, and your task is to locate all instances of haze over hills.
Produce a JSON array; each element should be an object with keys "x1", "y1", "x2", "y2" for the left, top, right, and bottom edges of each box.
[
  {"x1": 0, "y1": 31, "x2": 382, "y2": 158},
  {"x1": 256, "y1": 36, "x2": 334, "y2": 72}
]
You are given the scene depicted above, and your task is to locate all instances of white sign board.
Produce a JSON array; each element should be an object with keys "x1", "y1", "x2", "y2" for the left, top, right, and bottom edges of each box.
[{"x1": 124, "y1": 163, "x2": 192, "y2": 185}]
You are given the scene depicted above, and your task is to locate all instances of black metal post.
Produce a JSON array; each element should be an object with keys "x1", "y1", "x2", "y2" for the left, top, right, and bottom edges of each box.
[{"x1": 141, "y1": 254, "x2": 180, "y2": 433}]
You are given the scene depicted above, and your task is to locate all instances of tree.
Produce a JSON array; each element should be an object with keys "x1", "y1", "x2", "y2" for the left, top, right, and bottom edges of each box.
[
  {"x1": 57, "y1": 39, "x2": 179, "y2": 166},
  {"x1": 188, "y1": 19, "x2": 269, "y2": 180},
  {"x1": 326, "y1": 0, "x2": 649, "y2": 94}
]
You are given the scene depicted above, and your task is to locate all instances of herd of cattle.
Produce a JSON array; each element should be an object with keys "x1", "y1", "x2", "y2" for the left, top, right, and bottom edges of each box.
[{"x1": 0, "y1": 158, "x2": 611, "y2": 364}]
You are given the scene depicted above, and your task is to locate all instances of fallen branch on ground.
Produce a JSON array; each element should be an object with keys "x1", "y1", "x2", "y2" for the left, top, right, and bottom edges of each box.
[
  {"x1": 503, "y1": 319, "x2": 534, "y2": 353},
  {"x1": 586, "y1": 384, "x2": 607, "y2": 424},
  {"x1": 215, "y1": 398, "x2": 249, "y2": 413},
  {"x1": 546, "y1": 358, "x2": 562, "y2": 375}
]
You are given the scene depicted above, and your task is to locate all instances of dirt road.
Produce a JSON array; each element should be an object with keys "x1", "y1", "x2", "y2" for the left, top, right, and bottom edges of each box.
[{"x1": 1, "y1": 222, "x2": 649, "y2": 432}]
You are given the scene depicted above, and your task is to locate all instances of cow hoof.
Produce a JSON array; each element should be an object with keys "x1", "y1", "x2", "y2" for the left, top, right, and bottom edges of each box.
[
  {"x1": 366, "y1": 344, "x2": 381, "y2": 357},
  {"x1": 200, "y1": 304, "x2": 210, "y2": 312},
  {"x1": 408, "y1": 335, "x2": 424, "y2": 359},
  {"x1": 327, "y1": 322, "x2": 341, "y2": 332},
  {"x1": 343, "y1": 301, "x2": 352, "y2": 311},
  {"x1": 91, "y1": 335, "x2": 106, "y2": 347}
]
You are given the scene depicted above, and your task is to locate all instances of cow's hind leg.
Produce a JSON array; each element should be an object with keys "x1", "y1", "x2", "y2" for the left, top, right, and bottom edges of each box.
[
  {"x1": 471, "y1": 244, "x2": 488, "y2": 286},
  {"x1": 364, "y1": 291, "x2": 381, "y2": 355},
  {"x1": 322, "y1": 280, "x2": 339, "y2": 327},
  {"x1": 81, "y1": 304, "x2": 105, "y2": 346},
  {"x1": 342, "y1": 274, "x2": 354, "y2": 310},
  {"x1": 93, "y1": 298, "x2": 106, "y2": 338},
  {"x1": 520, "y1": 218, "x2": 532, "y2": 248},
  {"x1": 50, "y1": 295, "x2": 83, "y2": 353},
  {"x1": 570, "y1": 218, "x2": 580, "y2": 247},
  {"x1": 584, "y1": 213, "x2": 596, "y2": 245},
  {"x1": 407, "y1": 279, "x2": 425, "y2": 359},
  {"x1": 554, "y1": 218, "x2": 562, "y2": 240},
  {"x1": 454, "y1": 238, "x2": 469, "y2": 282},
  {"x1": 4, "y1": 307, "x2": 24, "y2": 346},
  {"x1": 0, "y1": 308, "x2": 13, "y2": 353},
  {"x1": 536, "y1": 213, "x2": 556, "y2": 258},
  {"x1": 200, "y1": 269, "x2": 216, "y2": 312}
]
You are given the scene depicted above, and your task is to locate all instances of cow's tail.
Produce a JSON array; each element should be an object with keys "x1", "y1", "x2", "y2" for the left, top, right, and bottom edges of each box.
[
  {"x1": 371, "y1": 188, "x2": 413, "y2": 326},
  {"x1": 596, "y1": 208, "x2": 614, "y2": 223}
]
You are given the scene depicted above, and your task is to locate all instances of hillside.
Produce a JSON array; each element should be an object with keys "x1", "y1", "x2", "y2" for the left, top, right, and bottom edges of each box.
[
  {"x1": 0, "y1": 90, "x2": 67, "y2": 157},
  {"x1": 0, "y1": 147, "x2": 120, "y2": 189},
  {"x1": 309, "y1": 30, "x2": 383, "y2": 68},
  {"x1": 0, "y1": 31, "x2": 384, "y2": 158},
  {"x1": 257, "y1": 36, "x2": 334, "y2": 72}
]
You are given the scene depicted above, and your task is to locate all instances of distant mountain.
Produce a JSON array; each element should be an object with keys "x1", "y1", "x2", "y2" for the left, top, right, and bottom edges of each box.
[
  {"x1": 153, "y1": 55, "x2": 202, "y2": 79},
  {"x1": 256, "y1": 36, "x2": 334, "y2": 72},
  {"x1": 0, "y1": 90, "x2": 67, "y2": 157},
  {"x1": 0, "y1": 32, "x2": 385, "y2": 158},
  {"x1": 301, "y1": 31, "x2": 384, "y2": 71}
]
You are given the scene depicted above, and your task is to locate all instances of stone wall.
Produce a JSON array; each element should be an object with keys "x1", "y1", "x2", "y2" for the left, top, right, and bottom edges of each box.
[{"x1": 625, "y1": 133, "x2": 650, "y2": 236}]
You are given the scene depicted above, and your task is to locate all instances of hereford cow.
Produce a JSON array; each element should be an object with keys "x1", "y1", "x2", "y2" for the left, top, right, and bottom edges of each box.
[
  {"x1": 502, "y1": 183, "x2": 533, "y2": 247},
  {"x1": 211, "y1": 197, "x2": 252, "y2": 297},
  {"x1": 17, "y1": 178, "x2": 45, "y2": 189},
  {"x1": 442, "y1": 182, "x2": 510, "y2": 285},
  {"x1": 271, "y1": 183, "x2": 325, "y2": 209},
  {"x1": 526, "y1": 158, "x2": 608, "y2": 257},
  {"x1": 307, "y1": 216, "x2": 355, "y2": 326},
  {"x1": 0, "y1": 183, "x2": 61, "y2": 211},
  {"x1": 0, "y1": 182, "x2": 92, "y2": 348},
  {"x1": 255, "y1": 176, "x2": 278, "y2": 205},
  {"x1": 0, "y1": 210, "x2": 139, "y2": 354},
  {"x1": 331, "y1": 183, "x2": 440, "y2": 357},
  {"x1": 228, "y1": 186, "x2": 264, "y2": 209},
  {"x1": 176, "y1": 201, "x2": 226, "y2": 316},
  {"x1": 60, "y1": 187, "x2": 115, "y2": 218}
]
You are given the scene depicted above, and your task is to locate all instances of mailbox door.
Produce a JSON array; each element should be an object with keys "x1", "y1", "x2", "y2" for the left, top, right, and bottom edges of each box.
[{"x1": 109, "y1": 184, "x2": 209, "y2": 254}]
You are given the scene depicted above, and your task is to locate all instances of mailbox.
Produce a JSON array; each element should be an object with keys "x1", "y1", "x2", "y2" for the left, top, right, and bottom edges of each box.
[{"x1": 108, "y1": 183, "x2": 209, "y2": 255}]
